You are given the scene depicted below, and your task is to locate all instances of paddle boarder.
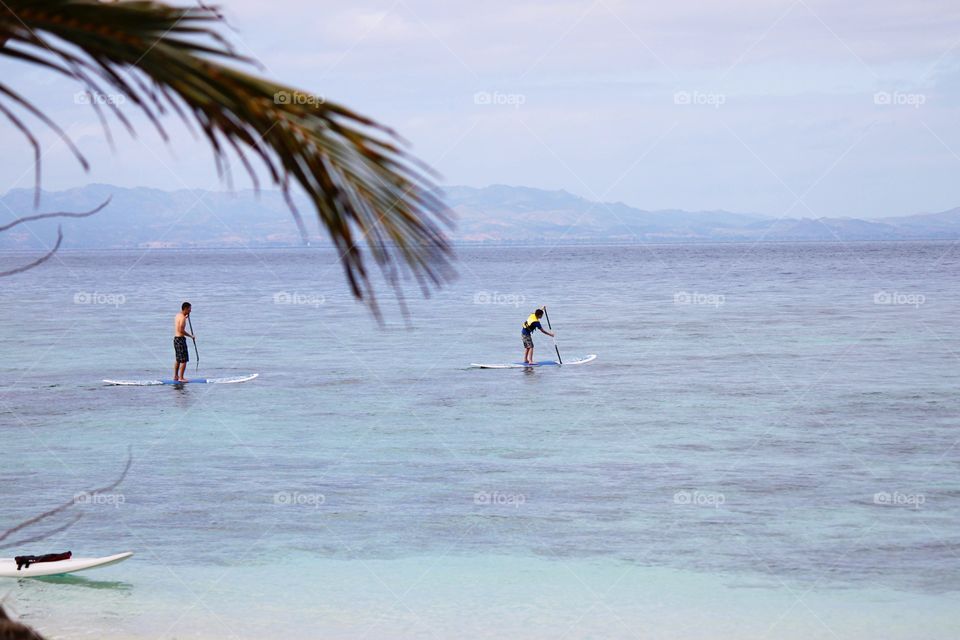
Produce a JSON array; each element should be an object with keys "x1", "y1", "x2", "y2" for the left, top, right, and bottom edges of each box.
[
  {"x1": 173, "y1": 302, "x2": 195, "y2": 382},
  {"x1": 521, "y1": 306, "x2": 555, "y2": 365}
]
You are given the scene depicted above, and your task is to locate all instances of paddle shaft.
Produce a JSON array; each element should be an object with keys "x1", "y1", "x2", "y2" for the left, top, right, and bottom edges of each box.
[
  {"x1": 542, "y1": 307, "x2": 562, "y2": 364},
  {"x1": 187, "y1": 315, "x2": 199, "y2": 371}
]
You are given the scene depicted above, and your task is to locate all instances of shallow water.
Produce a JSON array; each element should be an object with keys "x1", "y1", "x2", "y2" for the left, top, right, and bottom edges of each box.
[{"x1": 1, "y1": 243, "x2": 958, "y2": 638}]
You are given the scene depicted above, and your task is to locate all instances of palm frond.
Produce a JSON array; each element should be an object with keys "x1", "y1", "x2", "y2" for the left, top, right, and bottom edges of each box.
[
  {"x1": 0, "y1": 1, "x2": 455, "y2": 310},
  {"x1": 0, "y1": 449, "x2": 132, "y2": 549}
]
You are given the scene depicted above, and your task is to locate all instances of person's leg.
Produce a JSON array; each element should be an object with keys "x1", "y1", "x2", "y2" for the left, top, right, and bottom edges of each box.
[
  {"x1": 175, "y1": 337, "x2": 187, "y2": 380},
  {"x1": 174, "y1": 338, "x2": 183, "y2": 381},
  {"x1": 179, "y1": 362, "x2": 188, "y2": 382}
]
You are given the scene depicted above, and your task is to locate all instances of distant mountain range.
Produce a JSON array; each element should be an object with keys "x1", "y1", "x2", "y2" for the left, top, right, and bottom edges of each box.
[
  {"x1": 448, "y1": 185, "x2": 960, "y2": 243},
  {"x1": 2, "y1": 183, "x2": 959, "y2": 249}
]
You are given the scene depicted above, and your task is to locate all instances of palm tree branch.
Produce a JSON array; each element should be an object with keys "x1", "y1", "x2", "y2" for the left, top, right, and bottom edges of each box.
[
  {"x1": 0, "y1": 197, "x2": 109, "y2": 232},
  {"x1": 0, "y1": 450, "x2": 132, "y2": 548},
  {"x1": 0, "y1": 225, "x2": 62, "y2": 278},
  {"x1": 0, "y1": 1, "x2": 455, "y2": 308}
]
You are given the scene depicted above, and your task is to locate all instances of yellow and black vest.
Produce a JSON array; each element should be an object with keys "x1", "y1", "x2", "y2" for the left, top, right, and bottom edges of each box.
[{"x1": 521, "y1": 313, "x2": 541, "y2": 334}]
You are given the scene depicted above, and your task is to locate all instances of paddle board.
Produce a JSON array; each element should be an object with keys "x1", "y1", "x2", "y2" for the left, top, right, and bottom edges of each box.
[
  {"x1": 470, "y1": 354, "x2": 597, "y2": 369},
  {"x1": 103, "y1": 373, "x2": 259, "y2": 386},
  {"x1": 0, "y1": 551, "x2": 132, "y2": 578}
]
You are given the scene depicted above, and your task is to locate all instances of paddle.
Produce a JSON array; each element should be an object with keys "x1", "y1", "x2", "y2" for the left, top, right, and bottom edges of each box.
[
  {"x1": 187, "y1": 315, "x2": 199, "y2": 372},
  {"x1": 542, "y1": 306, "x2": 562, "y2": 364}
]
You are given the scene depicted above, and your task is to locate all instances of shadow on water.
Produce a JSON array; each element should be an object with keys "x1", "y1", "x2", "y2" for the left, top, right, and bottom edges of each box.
[
  {"x1": 31, "y1": 575, "x2": 133, "y2": 590},
  {"x1": 169, "y1": 383, "x2": 196, "y2": 411}
]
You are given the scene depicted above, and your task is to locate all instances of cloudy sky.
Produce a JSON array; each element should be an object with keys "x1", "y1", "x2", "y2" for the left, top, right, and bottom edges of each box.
[{"x1": 2, "y1": 0, "x2": 959, "y2": 218}]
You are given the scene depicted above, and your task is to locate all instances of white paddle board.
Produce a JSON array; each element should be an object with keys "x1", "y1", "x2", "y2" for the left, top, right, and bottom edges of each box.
[
  {"x1": 103, "y1": 373, "x2": 258, "y2": 386},
  {"x1": 470, "y1": 354, "x2": 597, "y2": 369},
  {"x1": 0, "y1": 551, "x2": 133, "y2": 578}
]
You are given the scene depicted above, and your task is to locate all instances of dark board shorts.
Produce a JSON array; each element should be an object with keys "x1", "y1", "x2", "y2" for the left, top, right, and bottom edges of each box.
[
  {"x1": 521, "y1": 332, "x2": 534, "y2": 349},
  {"x1": 174, "y1": 336, "x2": 189, "y2": 363}
]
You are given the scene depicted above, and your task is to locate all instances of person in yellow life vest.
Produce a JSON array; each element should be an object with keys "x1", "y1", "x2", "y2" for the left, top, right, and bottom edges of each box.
[{"x1": 520, "y1": 306, "x2": 555, "y2": 364}]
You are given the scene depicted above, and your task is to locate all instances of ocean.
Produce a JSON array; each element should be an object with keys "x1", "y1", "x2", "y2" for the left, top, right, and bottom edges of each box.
[{"x1": 1, "y1": 242, "x2": 958, "y2": 639}]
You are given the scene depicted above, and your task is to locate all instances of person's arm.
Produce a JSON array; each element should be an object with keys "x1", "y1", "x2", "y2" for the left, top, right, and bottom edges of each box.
[
  {"x1": 536, "y1": 307, "x2": 555, "y2": 337},
  {"x1": 535, "y1": 321, "x2": 554, "y2": 338}
]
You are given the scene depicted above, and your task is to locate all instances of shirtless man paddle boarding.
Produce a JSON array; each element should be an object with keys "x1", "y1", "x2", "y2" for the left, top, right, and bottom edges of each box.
[{"x1": 173, "y1": 302, "x2": 195, "y2": 382}]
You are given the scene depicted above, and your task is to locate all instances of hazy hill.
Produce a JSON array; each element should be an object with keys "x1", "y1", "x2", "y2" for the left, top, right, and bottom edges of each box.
[
  {"x1": 0, "y1": 183, "x2": 957, "y2": 249},
  {"x1": 0, "y1": 184, "x2": 308, "y2": 250},
  {"x1": 446, "y1": 185, "x2": 768, "y2": 242}
]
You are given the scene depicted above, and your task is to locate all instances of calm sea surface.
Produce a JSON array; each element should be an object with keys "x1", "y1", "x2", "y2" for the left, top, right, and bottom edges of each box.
[{"x1": 1, "y1": 243, "x2": 958, "y2": 639}]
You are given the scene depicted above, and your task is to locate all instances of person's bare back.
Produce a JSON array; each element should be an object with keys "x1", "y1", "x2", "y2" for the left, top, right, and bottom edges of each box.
[{"x1": 174, "y1": 311, "x2": 187, "y2": 337}]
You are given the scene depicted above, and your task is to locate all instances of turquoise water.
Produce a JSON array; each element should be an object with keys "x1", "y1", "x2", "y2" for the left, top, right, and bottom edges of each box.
[{"x1": 1, "y1": 243, "x2": 959, "y2": 638}]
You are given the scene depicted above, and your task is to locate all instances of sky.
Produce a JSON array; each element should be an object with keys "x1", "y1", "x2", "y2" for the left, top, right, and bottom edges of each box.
[{"x1": 1, "y1": 0, "x2": 960, "y2": 218}]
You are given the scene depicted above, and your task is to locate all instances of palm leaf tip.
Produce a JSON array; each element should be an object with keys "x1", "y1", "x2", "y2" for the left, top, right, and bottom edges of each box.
[{"x1": 0, "y1": 0, "x2": 457, "y2": 307}]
